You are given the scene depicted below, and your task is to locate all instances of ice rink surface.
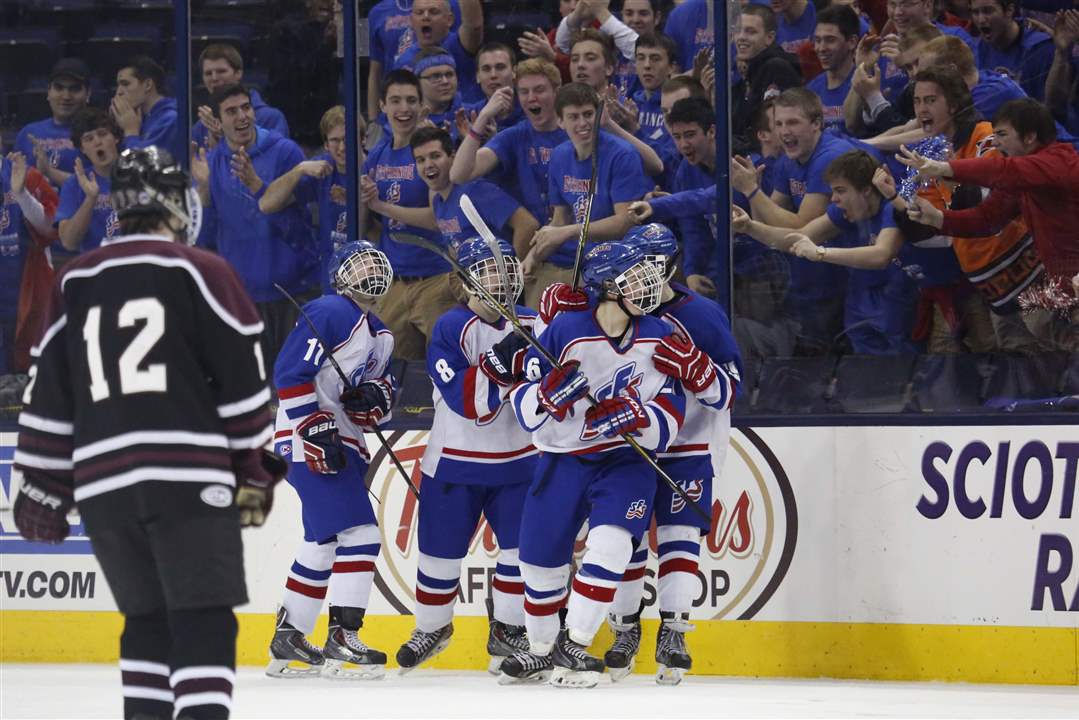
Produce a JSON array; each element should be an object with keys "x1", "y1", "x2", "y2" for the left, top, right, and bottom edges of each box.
[{"x1": 2, "y1": 665, "x2": 1078, "y2": 719}]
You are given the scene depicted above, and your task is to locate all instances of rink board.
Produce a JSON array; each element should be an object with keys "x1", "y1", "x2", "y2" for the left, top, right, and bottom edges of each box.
[{"x1": 2, "y1": 426, "x2": 1077, "y2": 684}]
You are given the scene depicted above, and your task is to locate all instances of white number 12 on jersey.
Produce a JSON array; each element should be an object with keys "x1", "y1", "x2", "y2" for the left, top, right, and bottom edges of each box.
[{"x1": 83, "y1": 298, "x2": 167, "y2": 402}]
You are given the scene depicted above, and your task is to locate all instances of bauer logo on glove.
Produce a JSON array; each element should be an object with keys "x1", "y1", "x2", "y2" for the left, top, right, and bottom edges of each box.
[
  {"x1": 536, "y1": 360, "x2": 590, "y2": 421},
  {"x1": 296, "y1": 410, "x2": 347, "y2": 474},
  {"x1": 653, "y1": 333, "x2": 716, "y2": 394}
]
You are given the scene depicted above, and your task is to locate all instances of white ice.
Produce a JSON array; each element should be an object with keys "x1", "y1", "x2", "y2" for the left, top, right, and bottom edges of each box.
[{"x1": 2, "y1": 665, "x2": 1077, "y2": 719}]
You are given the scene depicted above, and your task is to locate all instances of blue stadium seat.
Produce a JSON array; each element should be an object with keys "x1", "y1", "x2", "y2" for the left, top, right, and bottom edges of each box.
[
  {"x1": 833, "y1": 354, "x2": 917, "y2": 413},
  {"x1": 190, "y1": 21, "x2": 255, "y2": 60},
  {"x1": 0, "y1": 28, "x2": 60, "y2": 77},
  {"x1": 749, "y1": 355, "x2": 838, "y2": 415},
  {"x1": 6, "y1": 76, "x2": 52, "y2": 130},
  {"x1": 78, "y1": 23, "x2": 162, "y2": 82},
  {"x1": 907, "y1": 353, "x2": 995, "y2": 413}
]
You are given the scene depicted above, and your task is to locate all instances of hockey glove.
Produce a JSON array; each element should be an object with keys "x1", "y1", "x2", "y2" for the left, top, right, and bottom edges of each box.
[
  {"x1": 479, "y1": 332, "x2": 530, "y2": 387},
  {"x1": 13, "y1": 473, "x2": 74, "y2": 544},
  {"x1": 232, "y1": 449, "x2": 288, "y2": 528},
  {"x1": 536, "y1": 360, "x2": 590, "y2": 421},
  {"x1": 296, "y1": 411, "x2": 347, "y2": 474},
  {"x1": 339, "y1": 378, "x2": 394, "y2": 427},
  {"x1": 653, "y1": 333, "x2": 716, "y2": 394},
  {"x1": 584, "y1": 392, "x2": 650, "y2": 438},
  {"x1": 538, "y1": 282, "x2": 590, "y2": 324}
]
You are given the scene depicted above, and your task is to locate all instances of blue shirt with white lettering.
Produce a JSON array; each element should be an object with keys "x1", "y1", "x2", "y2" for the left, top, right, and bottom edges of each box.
[
  {"x1": 485, "y1": 120, "x2": 568, "y2": 227},
  {"x1": 432, "y1": 179, "x2": 521, "y2": 246}
]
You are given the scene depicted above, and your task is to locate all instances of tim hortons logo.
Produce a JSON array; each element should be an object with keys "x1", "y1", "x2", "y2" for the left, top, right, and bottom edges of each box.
[{"x1": 365, "y1": 427, "x2": 795, "y2": 619}]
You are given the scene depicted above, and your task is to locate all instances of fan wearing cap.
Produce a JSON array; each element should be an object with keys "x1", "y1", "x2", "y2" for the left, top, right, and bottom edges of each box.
[
  {"x1": 267, "y1": 240, "x2": 397, "y2": 680},
  {"x1": 503, "y1": 240, "x2": 686, "y2": 687},
  {"x1": 395, "y1": 237, "x2": 537, "y2": 674},
  {"x1": 14, "y1": 58, "x2": 92, "y2": 188},
  {"x1": 13, "y1": 145, "x2": 284, "y2": 719}
]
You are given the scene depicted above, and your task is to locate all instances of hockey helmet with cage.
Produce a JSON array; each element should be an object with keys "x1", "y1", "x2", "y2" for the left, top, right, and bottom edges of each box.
[
  {"x1": 582, "y1": 241, "x2": 664, "y2": 314},
  {"x1": 328, "y1": 241, "x2": 394, "y2": 302},
  {"x1": 454, "y1": 236, "x2": 524, "y2": 310},
  {"x1": 623, "y1": 222, "x2": 679, "y2": 281},
  {"x1": 111, "y1": 146, "x2": 201, "y2": 242}
]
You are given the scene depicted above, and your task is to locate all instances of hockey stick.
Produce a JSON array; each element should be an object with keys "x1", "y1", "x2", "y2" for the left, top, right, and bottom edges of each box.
[
  {"x1": 459, "y1": 193, "x2": 518, "y2": 324},
  {"x1": 568, "y1": 107, "x2": 605, "y2": 290},
  {"x1": 392, "y1": 232, "x2": 710, "y2": 524},
  {"x1": 273, "y1": 284, "x2": 420, "y2": 500}
]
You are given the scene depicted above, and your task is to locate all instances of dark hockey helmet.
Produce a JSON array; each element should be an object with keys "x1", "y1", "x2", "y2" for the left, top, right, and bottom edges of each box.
[
  {"x1": 328, "y1": 241, "x2": 394, "y2": 301},
  {"x1": 623, "y1": 222, "x2": 680, "y2": 281},
  {"x1": 111, "y1": 146, "x2": 194, "y2": 233},
  {"x1": 453, "y1": 236, "x2": 523, "y2": 310},
  {"x1": 582, "y1": 240, "x2": 663, "y2": 314}
]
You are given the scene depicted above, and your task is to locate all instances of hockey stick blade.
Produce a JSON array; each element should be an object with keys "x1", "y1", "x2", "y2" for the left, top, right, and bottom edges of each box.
[
  {"x1": 273, "y1": 283, "x2": 419, "y2": 500},
  {"x1": 458, "y1": 193, "x2": 518, "y2": 322}
]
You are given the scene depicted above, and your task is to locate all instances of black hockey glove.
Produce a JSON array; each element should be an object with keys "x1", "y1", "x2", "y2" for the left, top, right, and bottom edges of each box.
[
  {"x1": 479, "y1": 332, "x2": 530, "y2": 387},
  {"x1": 339, "y1": 377, "x2": 394, "y2": 427},
  {"x1": 13, "y1": 473, "x2": 74, "y2": 544},
  {"x1": 232, "y1": 449, "x2": 288, "y2": 528},
  {"x1": 296, "y1": 411, "x2": 347, "y2": 474}
]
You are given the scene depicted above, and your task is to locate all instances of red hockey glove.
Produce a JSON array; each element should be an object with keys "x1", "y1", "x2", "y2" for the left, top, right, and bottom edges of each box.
[
  {"x1": 339, "y1": 378, "x2": 394, "y2": 427},
  {"x1": 479, "y1": 332, "x2": 530, "y2": 387},
  {"x1": 296, "y1": 411, "x2": 347, "y2": 474},
  {"x1": 13, "y1": 473, "x2": 74, "y2": 544},
  {"x1": 584, "y1": 392, "x2": 650, "y2": 438},
  {"x1": 652, "y1": 333, "x2": 716, "y2": 393},
  {"x1": 538, "y1": 282, "x2": 590, "y2": 324},
  {"x1": 537, "y1": 360, "x2": 590, "y2": 421},
  {"x1": 232, "y1": 449, "x2": 288, "y2": 528}
]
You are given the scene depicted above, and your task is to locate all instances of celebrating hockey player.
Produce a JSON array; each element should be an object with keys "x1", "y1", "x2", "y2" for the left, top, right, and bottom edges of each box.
[
  {"x1": 604, "y1": 223, "x2": 742, "y2": 685},
  {"x1": 502, "y1": 241, "x2": 687, "y2": 688},
  {"x1": 266, "y1": 240, "x2": 397, "y2": 680},
  {"x1": 13, "y1": 146, "x2": 284, "y2": 720},
  {"x1": 396, "y1": 237, "x2": 536, "y2": 674}
]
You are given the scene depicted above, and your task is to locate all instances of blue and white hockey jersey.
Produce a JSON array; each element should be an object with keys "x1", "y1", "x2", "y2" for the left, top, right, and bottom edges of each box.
[
  {"x1": 655, "y1": 284, "x2": 742, "y2": 480},
  {"x1": 273, "y1": 294, "x2": 395, "y2": 462},
  {"x1": 421, "y1": 305, "x2": 539, "y2": 485},
  {"x1": 510, "y1": 310, "x2": 686, "y2": 456}
]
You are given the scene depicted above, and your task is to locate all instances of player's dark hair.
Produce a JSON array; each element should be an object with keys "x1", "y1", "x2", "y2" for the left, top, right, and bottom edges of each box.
[
  {"x1": 410, "y1": 125, "x2": 454, "y2": 155},
  {"x1": 210, "y1": 83, "x2": 251, "y2": 117},
  {"x1": 823, "y1": 150, "x2": 879, "y2": 192},
  {"x1": 993, "y1": 98, "x2": 1057, "y2": 145},
  {"x1": 122, "y1": 55, "x2": 167, "y2": 94},
  {"x1": 381, "y1": 69, "x2": 422, "y2": 101},
  {"x1": 660, "y1": 75, "x2": 706, "y2": 100},
  {"x1": 741, "y1": 4, "x2": 777, "y2": 35},
  {"x1": 635, "y1": 32, "x2": 678, "y2": 65},
  {"x1": 913, "y1": 67, "x2": 975, "y2": 132},
  {"x1": 571, "y1": 27, "x2": 616, "y2": 68},
  {"x1": 555, "y1": 82, "x2": 602, "y2": 116},
  {"x1": 815, "y1": 4, "x2": 861, "y2": 39},
  {"x1": 70, "y1": 106, "x2": 122, "y2": 147},
  {"x1": 667, "y1": 97, "x2": 715, "y2": 131},
  {"x1": 477, "y1": 41, "x2": 517, "y2": 66}
]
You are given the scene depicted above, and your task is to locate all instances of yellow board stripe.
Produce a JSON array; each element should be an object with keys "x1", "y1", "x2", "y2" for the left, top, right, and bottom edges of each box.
[{"x1": 2, "y1": 612, "x2": 1075, "y2": 685}]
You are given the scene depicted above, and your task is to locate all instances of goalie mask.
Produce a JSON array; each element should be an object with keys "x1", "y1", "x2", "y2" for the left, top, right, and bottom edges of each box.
[
  {"x1": 582, "y1": 241, "x2": 664, "y2": 315},
  {"x1": 111, "y1": 146, "x2": 202, "y2": 243},
  {"x1": 624, "y1": 222, "x2": 680, "y2": 282},
  {"x1": 328, "y1": 241, "x2": 394, "y2": 302},
  {"x1": 454, "y1": 236, "x2": 523, "y2": 311}
]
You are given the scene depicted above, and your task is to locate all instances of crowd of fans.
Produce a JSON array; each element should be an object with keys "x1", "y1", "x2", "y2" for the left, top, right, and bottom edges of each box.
[{"x1": 2, "y1": 0, "x2": 1078, "y2": 394}]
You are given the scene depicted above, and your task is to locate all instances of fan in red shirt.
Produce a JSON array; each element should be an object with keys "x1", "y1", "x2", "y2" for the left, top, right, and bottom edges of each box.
[{"x1": 899, "y1": 98, "x2": 1079, "y2": 349}]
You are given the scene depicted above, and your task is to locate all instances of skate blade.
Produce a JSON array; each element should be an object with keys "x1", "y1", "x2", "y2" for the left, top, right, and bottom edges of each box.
[
  {"x1": 397, "y1": 636, "x2": 453, "y2": 676},
  {"x1": 607, "y1": 659, "x2": 635, "y2": 683},
  {"x1": 487, "y1": 656, "x2": 506, "y2": 675},
  {"x1": 265, "y1": 658, "x2": 323, "y2": 679},
  {"x1": 321, "y1": 659, "x2": 385, "y2": 681},
  {"x1": 549, "y1": 666, "x2": 601, "y2": 688},
  {"x1": 497, "y1": 668, "x2": 553, "y2": 686},
  {"x1": 656, "y1": 664, "x2": 685, "y2": 686}
]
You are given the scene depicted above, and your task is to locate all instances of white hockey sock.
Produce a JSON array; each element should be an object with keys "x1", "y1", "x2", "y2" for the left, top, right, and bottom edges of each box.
[
  {"x1": 415, "y1": 552, "x2": 462, "y2": 633},
  {"x1": 566, "y1": 524, "x2": 632, "y2": 646},
  {"x1": 608, "y1": 538, "x2": 649, "y2": 621},
  {"x1": 492, "y1": 547, "x2": 525, "y2": 627},
  {"x1": 520, "y1": 561, "x2": 570, "y2": 655},
  {"x1": 326, "y1": 524, "x2": 381, "y2": 614},
  {"x1": 170, "y1": 665, "x2": 234, "y2": 719},
  {"x1": 657, "y1": 525, "x2": 701, "y2": 617},
  {"x1": 282, "y1": 539, "x2": 336, "y2": 635}
]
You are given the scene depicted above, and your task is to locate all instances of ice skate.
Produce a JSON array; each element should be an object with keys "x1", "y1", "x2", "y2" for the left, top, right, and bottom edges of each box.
[
  {"x1": 655, "y1": 611, "x2": 693, "y2": 686},
  {"x1": 395, "y1": 624, "x2": 454, "y2": 674},
  {"x1": 497, "y1": 648, "x2": 553, "y2": 685},
  {"x1": 266, "y1": 607, "x2": 326, "y2": 679},
  {"x1": 550, "y1": 630, "x2": 605, "y2": 688},
  {"x1": 486, "y1": 621, "x2": 530, "y2": 674},
  {"x1": 603, "y1": 611, "x2": 641, "y2": 682},
  {"x1": 321, "y1": 607, "x2": 386, "y2": 680}
]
